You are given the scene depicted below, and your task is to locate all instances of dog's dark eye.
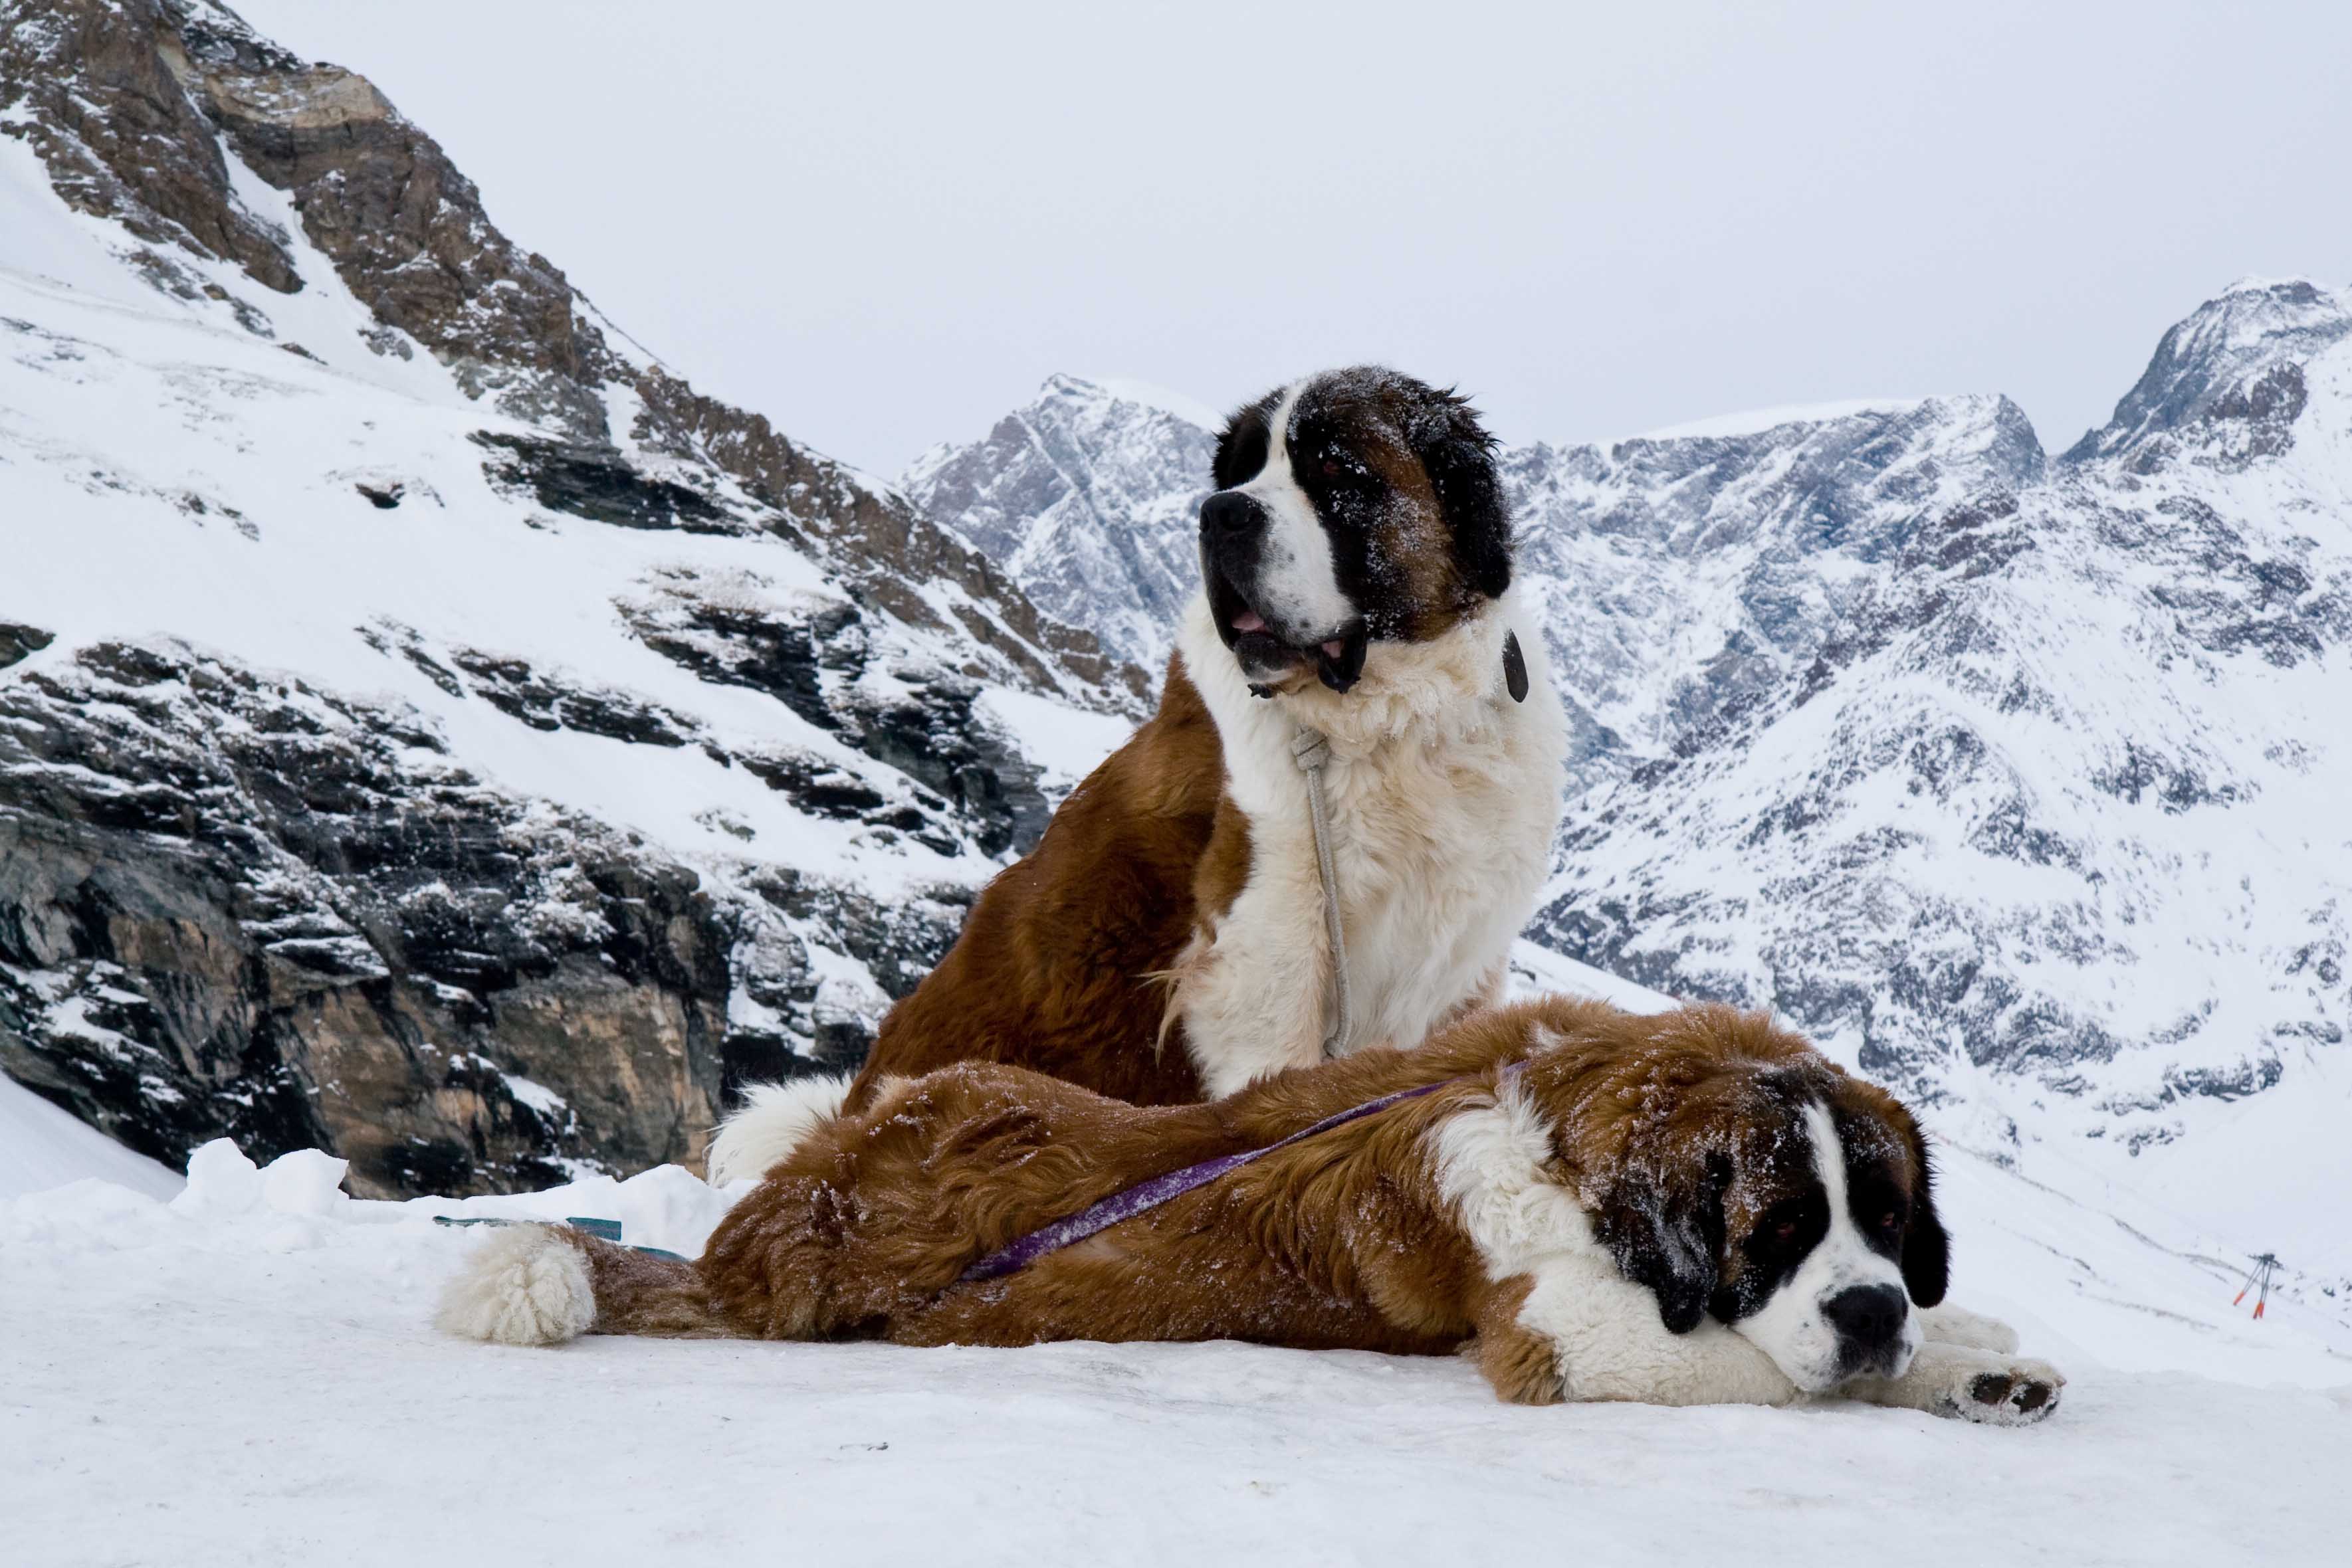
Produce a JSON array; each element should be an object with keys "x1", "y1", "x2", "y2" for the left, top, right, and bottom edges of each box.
[
  {"x1": 1877, "y1": 1211, "x2": 1901, "y2": 1232},
  {"x1": 1772, "y1": 1220, "x2": 1798, "y2": 1242},
  {"x1": 1317, "y1": 448, "x2": 1363, "y2": 480}
]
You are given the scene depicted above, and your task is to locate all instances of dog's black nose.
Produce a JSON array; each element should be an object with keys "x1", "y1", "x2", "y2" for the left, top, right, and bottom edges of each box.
[
  {"x1": 1201, "y1": 490, "x2": 1263, "y2": 536},
  {"x1": 1822, "y1": 1284, "x2": 1908, "y2": 1348}
]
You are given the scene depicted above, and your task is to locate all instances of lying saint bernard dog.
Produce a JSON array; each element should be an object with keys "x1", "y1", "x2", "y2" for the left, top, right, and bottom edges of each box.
[
  {"x1": 443, "y1": 996, "x2": 2061, "y2": 1424},
  {"x1": 706, "y1": 367, "x2": 1569, "y2": 1181}
]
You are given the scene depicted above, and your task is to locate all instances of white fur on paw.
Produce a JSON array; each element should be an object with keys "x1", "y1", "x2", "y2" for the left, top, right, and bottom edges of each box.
[
  {"x1": 1935, "y1": 1356, "x2": 2065, "y2": 1426},
  {"x1": 435, "y1": 1224, "x2": 596, "y2": 1346},
  {"x1": 1920, "y1": 1302, "x2": 2021, "y2": 1355}
]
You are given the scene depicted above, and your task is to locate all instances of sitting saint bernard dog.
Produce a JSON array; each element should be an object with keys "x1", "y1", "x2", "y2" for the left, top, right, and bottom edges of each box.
[
  {"x1": 706, "y1": 367, "x2": 1569, "y2": 1181},
  {"x1": 441, "y1": 997, "x2": 2062, "y2": 1424}
]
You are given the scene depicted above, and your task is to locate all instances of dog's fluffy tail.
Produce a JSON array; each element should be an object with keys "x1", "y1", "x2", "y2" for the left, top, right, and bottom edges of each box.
[
  {"x1": 705, "y1": 1070, "x2": 853, "y2": 1186},
  {"x1": 435, "y1": 1224, "x2": 735, "y2": 1346}
]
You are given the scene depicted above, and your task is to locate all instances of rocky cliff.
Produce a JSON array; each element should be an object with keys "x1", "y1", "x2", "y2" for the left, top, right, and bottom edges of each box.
[{"x1": 0, "y1": 0, "x2": 1136, "y2": 1196}]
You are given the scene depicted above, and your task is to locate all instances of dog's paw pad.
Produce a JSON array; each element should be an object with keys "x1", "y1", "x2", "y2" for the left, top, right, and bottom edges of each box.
[{"x1": 1956, "y1": 1360, "x2": 2062, "y2": 1424}]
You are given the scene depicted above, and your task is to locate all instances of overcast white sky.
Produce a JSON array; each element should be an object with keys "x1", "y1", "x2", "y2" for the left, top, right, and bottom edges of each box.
[{"x1": 235, "y1": 0, "x2": 2352, "y2": 476}]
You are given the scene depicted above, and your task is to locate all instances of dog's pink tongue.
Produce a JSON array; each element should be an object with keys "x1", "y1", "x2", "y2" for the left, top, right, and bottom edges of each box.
[
  {"x1": 1232, "y1": 609, "x2": 1267, "y2": 635},
  {"x1": 1321, "y1": 639, "x2": 1345, "y2": 658}
]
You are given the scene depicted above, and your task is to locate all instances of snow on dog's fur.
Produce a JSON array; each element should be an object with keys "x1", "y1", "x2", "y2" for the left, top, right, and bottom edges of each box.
[{"x1": 445, "y1": 996, "x2": 2061, "y2": 1424}]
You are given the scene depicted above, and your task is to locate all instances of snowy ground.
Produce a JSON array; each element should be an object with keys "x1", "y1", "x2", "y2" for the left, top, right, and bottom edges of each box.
[{"x1": 7, "y1": 965, "x2": 2347, "y2": 1567}]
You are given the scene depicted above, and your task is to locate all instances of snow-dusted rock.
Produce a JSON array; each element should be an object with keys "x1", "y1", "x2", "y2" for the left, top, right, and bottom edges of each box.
[{"x1": 0, "y1": 0, "x2": 1139, "y2": 1196}]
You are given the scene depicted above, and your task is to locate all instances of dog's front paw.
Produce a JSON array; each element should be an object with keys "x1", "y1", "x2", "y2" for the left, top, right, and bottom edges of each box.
[
  {"x1": 1934, "y1": 1355, "x2": 2065, "y2": 1426},
  {"x1": 1847, "y1": 1342, "x2": 2065, "y2": 1425}
]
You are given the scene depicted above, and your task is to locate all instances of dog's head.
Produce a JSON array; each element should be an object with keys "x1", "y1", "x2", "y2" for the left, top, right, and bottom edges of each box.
[
  {"x1": 1202, "y1": 367, "x2": 1511, "y2": 693},
  {"x1": 1529, "y1": 1006, "x2": 1949, "y2": 1393}
]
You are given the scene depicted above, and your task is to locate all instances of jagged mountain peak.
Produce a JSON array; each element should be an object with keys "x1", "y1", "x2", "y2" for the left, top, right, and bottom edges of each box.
[
  {"x1": 1, "y1": 0, "x2": 1144, "y2": 710},
  {"x1": 2064, "y1": 274, "x2": 2352, "y2": 468},
  {"x1": 903, "y1": 373, "x2": 1220, "y2": 671}
]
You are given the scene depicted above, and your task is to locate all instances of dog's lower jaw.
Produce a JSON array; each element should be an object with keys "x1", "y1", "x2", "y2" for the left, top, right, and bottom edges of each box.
[{"x1": 1737, "y1": 1315, "x2": 1922, "y2": 1397}]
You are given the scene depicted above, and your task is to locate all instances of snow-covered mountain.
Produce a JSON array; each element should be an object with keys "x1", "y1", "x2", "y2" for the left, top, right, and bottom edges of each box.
[
  {"x1": 918, "y1": 296, "x2": 2352, "y2": 1301},
  {"x1": 8, "y1": 2, "x2": 2346, "y2": 1325},
  {"x1": 1535, "y1": 282, "x2": 2352, "y2": 1240},
  {"x1": 901, "y1": 373, "x2": 1222, "y2": 672},
  {"x1": 0, "y1": 0, "x2": 1137, "y2": 1197}
]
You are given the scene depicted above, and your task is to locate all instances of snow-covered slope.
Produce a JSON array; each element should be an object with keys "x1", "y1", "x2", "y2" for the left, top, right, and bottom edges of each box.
[
  {"x1": 9, "y1": 961, "x2": 2339, "y2": 1557},
  {"x1": 0, "y1": 1069, "x2": 180, "y2": 1199},
  {"x1": 1535, "y1": 279, "x2": 2352, "y2": 1300},
  {"x1": 1504, "y1": 393, "x2": 2048, "y2": 797},
  {"x1": 0, "y1": 0, "x2": 1139, "y2": 1197},
  {"x1": 916, "y1": 294, "x2": 2352, "y2": 1312},
  {"x1": 4, "y1": 1118, "x2": 2343, "y2": 1565}
]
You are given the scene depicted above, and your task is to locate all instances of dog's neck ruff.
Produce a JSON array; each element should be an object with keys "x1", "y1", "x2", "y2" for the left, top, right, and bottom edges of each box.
[
  {"x1": 956, "y1": 1063, "x2": 1524, "y2": 1285},
  {"x1": 1289, "y1": 629, "x2": 1527, "y2": 1058}
]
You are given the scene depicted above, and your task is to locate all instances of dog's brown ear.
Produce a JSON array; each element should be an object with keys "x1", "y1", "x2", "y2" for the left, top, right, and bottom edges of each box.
[
  {"x1": 1406, "y1": 387, "x2": 1511, "y2": 601},
  {"x1": 1593, "y1": 1153, "x2": 1729, "y2": 1335},
  {"x1": 1902, "y1": 1128, "x2": 1951, "y2": 1308}
]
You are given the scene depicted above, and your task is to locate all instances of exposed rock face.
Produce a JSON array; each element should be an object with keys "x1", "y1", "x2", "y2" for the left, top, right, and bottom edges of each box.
[
  {"x1": 614, "y1": 569, "x2": 1051, "y2": 857},
  {"x1": 1, "y1": 624, "x2": 55, "y2": 670},
  {"x1": 2063, "y1": 277, "x2": 2352, "y2": 470},
  {"x1": 0, "y1": 0, "x2": 300, "y2": 298},
  {"x1": 0, "y1": 0, "x2": 1119, "y2": 1194},
  {"x1": 0, "y1": 642, "x2": 731, "y2": 1197}
]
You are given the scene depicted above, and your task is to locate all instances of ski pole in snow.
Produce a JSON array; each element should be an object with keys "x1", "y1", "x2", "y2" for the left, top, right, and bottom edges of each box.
[{"x1": 2230, "y1": 1252, "x2": 2279, "y2": 1320}]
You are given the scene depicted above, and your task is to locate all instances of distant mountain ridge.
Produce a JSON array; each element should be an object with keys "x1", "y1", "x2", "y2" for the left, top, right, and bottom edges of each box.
[
  {"x1": 912, "y1": 284, "x2": 2352, "y2": 1288},
  {"x1": 901, "y1": 373, "x2": 1219, "y2": 672}
]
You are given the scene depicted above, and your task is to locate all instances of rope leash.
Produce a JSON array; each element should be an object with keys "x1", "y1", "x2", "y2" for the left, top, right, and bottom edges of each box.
[
  {"x1": 1283, "y1": 629, "x2": 1528, "y2": 1060},
  {"x1": 1291, "y1": 726, "x2": 1351, "y2": 1058}
]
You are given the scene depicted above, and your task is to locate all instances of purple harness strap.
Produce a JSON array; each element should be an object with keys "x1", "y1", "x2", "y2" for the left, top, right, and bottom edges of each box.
[{"x1": 958, "y1": 1062, "x2": 1517, "y2": 1285}]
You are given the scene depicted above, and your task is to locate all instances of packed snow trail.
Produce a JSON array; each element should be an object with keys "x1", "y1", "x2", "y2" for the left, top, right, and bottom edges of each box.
[{"x1": 4, "y1": 1127, "x2": 2347, "y2": 1568}]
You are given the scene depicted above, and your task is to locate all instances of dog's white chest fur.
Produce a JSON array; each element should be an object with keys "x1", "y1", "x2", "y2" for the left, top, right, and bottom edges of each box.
[{"x1": 1171, "y1": 590, "x2": 1567, "y2": 1096}]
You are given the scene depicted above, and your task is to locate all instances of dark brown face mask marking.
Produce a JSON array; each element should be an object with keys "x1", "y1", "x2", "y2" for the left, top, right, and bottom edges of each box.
[
  {"x1": 1202, "y1": 367, "x2": 1514, "y2": 690},
  {"x1": 1526, "y1": 1007, "x2": 1945, "y2": 1337}
]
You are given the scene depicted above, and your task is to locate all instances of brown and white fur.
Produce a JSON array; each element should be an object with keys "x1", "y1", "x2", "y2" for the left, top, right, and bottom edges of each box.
[
  {"x1": 708, "y1": 368, "x2": 1566, "y2": 1179},
  {"x1": 445, "y1": 997, "x2": 2060, "y2": 1424}
]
